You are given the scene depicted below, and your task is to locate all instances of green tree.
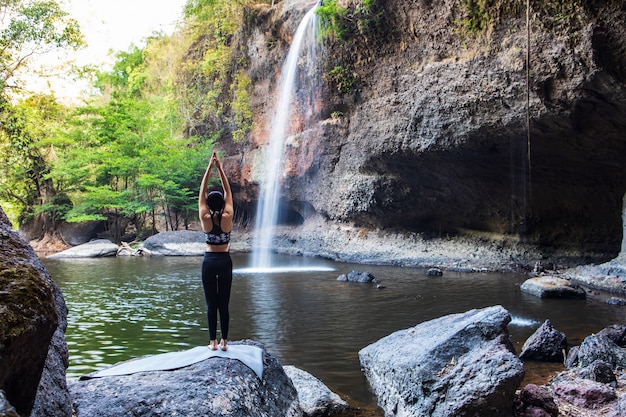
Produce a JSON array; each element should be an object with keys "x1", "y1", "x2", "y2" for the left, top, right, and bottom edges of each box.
[
  {"x1": 46, "y1": 42, "x2": 215, "y2": 240},
  {"x1": 0, "y1": 0, "x2": 83, "y2": 89},
  {"x1": 0, "y1": 0, "x2": 83, "y2": 228},
  {"x1": 0, "y1": 93, "x2": 67, "y2": 233}
]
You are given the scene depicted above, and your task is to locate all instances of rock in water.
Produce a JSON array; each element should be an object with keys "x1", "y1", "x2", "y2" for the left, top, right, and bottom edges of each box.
[
  {"x1": 283, "y1": 366, "x2": 350, "y2": 416},
  {"x1": 519, "y1": 319, "x2": 567, "y2": 362},
  {"x1": 520, "y1": 276, "x2": 587, "y2": 299},
  {"x1": 359, "y1": 305, "x2": 524, "y2": 417},
  {"x1": 336, "y1": 270, "x2": 379, "y2": 283}
]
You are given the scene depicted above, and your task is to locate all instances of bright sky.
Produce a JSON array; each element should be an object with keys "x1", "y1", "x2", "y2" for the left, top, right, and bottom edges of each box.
[{"x1": 20, "y1": 0, "x2": 188, "y2": 103}]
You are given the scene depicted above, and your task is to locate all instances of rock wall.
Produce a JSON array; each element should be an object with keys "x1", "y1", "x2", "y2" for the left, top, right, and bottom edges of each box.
[
  {"x1": 621, "y1": 192, "x2": 626, "y2": 259},
  {"x1": 227, "y1": 0, "x2": 626, "y2": 259}
]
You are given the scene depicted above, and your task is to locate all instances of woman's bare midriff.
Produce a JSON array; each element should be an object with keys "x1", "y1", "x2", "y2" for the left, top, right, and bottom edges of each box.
[{"x1": 206, "y1": 243, "x2": 229, "y2": 253}]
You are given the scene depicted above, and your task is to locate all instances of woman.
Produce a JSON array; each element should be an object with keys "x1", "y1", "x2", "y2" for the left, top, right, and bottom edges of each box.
[{"x1": 198, "y1": 151, "x2": 234, "y2": 351}]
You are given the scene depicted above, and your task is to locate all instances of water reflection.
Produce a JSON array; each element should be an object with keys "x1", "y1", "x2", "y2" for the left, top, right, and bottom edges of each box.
[{"x1": 44, "y1": 254, "x2": 625, "y2": 409}]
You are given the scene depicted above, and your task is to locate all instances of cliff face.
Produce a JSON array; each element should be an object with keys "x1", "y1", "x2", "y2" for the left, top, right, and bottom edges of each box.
[{"x1": 232, "y1": 0, "x2": 626, "y2": 257}]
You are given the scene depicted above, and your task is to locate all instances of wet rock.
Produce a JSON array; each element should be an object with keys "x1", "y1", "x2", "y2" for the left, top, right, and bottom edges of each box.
[
  {"x1": 0, "y1": 206, "x2": 71, "y2": 417},
  {"x1": 566, "y1": 324, "x2": 626, "y2": 369},
  {"x1": 427, "y1": 267, "x2": 443, "y2": 276},
  {"x1": 336, "y1": 270, "x2": 379, "y2": 283},
  {"x1": 519, "y1": 319, "x2": 567, "y2": 362},
  {"x1": 513, "y1": 384, "x2": 558, "y2": 417},
  {"x1": 69, "y1": 341, "x2": 301, "y2": 417},
  {"x1": 520, "y1": 276, "x2": 586, "y2": 299},
  {"x1": 606, "y1": 296, "x2": 626, "y2": 305},
  {"x1": 283, "y1": 365, "x2": 350, "y2": 417},
  {"x1": 46, "y1": 239, "x2": 119, "y2": 259},
  {"x1": 359, "y1": 305, "x2": 524, "y2": 417}
]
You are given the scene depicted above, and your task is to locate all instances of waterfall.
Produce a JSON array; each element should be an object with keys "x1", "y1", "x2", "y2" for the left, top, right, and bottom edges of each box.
[{"x1": 251, "y1": 4, "x2": 320, "y2": 269}]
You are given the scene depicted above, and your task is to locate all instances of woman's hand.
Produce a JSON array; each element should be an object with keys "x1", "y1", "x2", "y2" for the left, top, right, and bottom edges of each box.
[{"x1": 213, "y1": 151, "x2": 222, "y2": 170}]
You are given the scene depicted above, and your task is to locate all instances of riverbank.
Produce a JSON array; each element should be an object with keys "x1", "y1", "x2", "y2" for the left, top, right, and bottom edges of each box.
[{"x1": 35, "y1": 215, "x2": 626, "y2": 294}]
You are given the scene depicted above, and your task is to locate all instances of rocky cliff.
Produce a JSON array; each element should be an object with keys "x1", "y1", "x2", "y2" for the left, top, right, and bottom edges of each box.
[{"x1": 222, "y1": 0, "x2": 626, "y2": 261}]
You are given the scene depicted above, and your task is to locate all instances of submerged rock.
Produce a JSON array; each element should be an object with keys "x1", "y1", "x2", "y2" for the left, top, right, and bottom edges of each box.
[
  {"x1": 359, "y1": 305, "x2": 524, "y2": 417},
  {"x1": 427, "y1": 267, "x2": 444, "y2": 276},
  {"x1": 520, "y1": 276, "x2": 586, "y2": 299},
  {"x1": 336, "y1": 270, "x2": 379, "y2": 283}
]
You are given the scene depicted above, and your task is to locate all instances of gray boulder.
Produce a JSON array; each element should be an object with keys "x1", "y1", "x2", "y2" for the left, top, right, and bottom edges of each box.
[
  {"x1": 69, "y1": 341, "x2": 301, "y2": 417},
  {"x1": 519, "y1": 319, "x2": 567, "y2": 362},
  {"x1": 283, "y1": 366, "x2": 350, "y2": 417},
  {"x1": 141, "y1": 231, "x2": 206, "y2": 256},
  {"x1": 566, "y1": 324, "x2": 626, "y2": 369},
  {"x1": 46, "y1": 239, "x2": 118, "y2": 259},
  {"x1": 359, "y1": 305, "x2": 524, "y2": 417},
  {"x1": 0, "y1": 206, "x2": 71, "y2": 417},
  {"x1": 520, "y1": 276, "x2": 586, "y2": 299}
]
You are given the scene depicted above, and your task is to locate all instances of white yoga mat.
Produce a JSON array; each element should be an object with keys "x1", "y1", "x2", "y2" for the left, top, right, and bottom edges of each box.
[{"x1": 82, "y1": 345, "x2": 264, "y2": 379}]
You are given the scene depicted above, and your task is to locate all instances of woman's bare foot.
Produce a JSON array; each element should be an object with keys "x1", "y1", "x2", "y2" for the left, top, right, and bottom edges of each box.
[
  {"x1": 209, "y1": 340, "x2": 218, "y2": 351},
  {"x1": 219, "y1": 339, "x2": 228, "y2": 351}
]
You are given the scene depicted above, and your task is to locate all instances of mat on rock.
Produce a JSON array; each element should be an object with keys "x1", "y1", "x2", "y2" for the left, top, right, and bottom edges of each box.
[{"x1": 80, "y1": 345, "x2": 264, "y2": 380}]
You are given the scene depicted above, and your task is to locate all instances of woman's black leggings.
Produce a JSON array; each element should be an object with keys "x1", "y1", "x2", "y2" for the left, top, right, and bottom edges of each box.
[{"x1": 201, "y1": 252, "x2": 233, "y2": 340}]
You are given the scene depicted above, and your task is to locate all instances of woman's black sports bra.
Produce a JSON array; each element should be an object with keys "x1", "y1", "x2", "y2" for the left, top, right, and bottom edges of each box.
[{"x1": 204, "y1": 212, "x2": 230, "y2": 245}]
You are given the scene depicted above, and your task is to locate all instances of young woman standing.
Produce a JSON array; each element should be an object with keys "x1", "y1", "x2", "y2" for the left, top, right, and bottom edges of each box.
[{"x1": 198, "y1": 151, "x2": 234, "y2": 351}]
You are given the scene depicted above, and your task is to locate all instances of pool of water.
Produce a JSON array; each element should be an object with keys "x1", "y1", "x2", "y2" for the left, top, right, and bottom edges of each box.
[{"x1": 44, "y1": 253, "x2": 625, "y2": 412}]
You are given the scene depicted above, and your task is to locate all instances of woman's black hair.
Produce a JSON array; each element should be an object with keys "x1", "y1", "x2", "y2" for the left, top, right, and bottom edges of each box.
[{"x1": 206, "y1": 190, "x2": 225, "y2": 213}]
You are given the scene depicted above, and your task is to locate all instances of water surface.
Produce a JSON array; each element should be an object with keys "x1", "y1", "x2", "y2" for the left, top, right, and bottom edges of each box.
[{"x1": 44, "y1": 254, "x2": 625, "y2": 410}]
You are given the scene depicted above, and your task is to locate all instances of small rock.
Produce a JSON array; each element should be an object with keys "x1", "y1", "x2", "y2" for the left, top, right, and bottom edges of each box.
[
  {"x1": 578, "y1": 360, "x2": 617, "y2": 386},
  {"x1": 606, "y1": 297, "x2": 626, "y2": 305},
  {"x1": 519, "y1": 319, "x2": 567, "y2": 362},
  {"x1": 427, "y1": 267, "x2": 443, "y2": 276},
  {"x1": 336, "y1": 270, "x2": 379, "y2": 283},
  {"x1": 513, "y1": 384, "x2": 558, "y2": 417},
  {"x1": 283, "y1": 365, "x2": 350, "y2": 416}
]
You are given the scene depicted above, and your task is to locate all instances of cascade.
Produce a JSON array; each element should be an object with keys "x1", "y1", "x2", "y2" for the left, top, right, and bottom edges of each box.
[{"x1": 250, "y1": 4, "x2": 320, "y2": 269}]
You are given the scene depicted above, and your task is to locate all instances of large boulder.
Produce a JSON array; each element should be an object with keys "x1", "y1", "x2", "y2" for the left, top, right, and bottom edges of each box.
[
  {"x1": 69, "y1": 341, "x2": 302, "y2": 417},
  {"x1": 0, "y1": 206, "x2": 71, "y2": 417},
  {"x1": 520, "y1": 276, "x2": 587, "y2": 299},
  {"x1": 566, "y1": 324, "x2": 626, "y2": 369},
  {"x1": 141, "y1": 231, "x2": 206, "y2": 256},
  {"x1": 46, "y1": 239, "x2": 118, "y2": 259},
  {"x1": 359, "y1": 305, "x2": 524, "y2": 417}
]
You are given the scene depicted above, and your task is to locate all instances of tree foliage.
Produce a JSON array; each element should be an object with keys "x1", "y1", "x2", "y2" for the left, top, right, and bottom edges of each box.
[
  {"x1": 0, "y1": 0, "x2": 272, "y2": 239},
  {"x1": 0, "y1": 0, "x2": 83, "y2": 89}
]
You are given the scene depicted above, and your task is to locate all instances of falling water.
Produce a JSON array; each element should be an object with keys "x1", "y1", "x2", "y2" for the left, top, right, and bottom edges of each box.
[{"x1": 251, "y1": 4, "x2": 320, "y2": 269}]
